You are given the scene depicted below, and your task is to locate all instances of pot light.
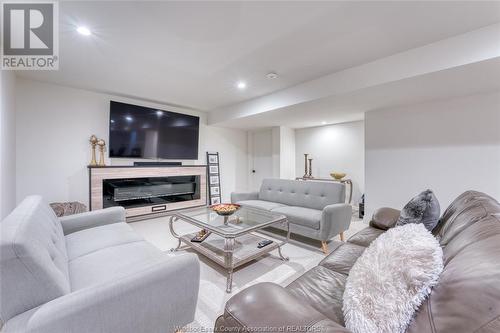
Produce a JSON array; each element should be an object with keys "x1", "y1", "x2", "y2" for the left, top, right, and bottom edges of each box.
[
  {"x1": 77, "y1": 26, "x2": 91, "y2": 36},
  {"x1": 236, "y1": 81, "x2": 247, "y2": 90},
  {"x1": 266, "y1": 72, "x2": 278, "y2": 79},
  {"x1": 322, "y1": 121, "x2": 327, "y2": 125}
]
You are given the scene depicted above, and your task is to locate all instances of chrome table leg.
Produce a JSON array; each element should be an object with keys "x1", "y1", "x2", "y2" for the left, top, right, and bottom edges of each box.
[
  {"x1": 169, "y1": 215, "x2": 182, "y2": 252},
  {"x1": 224, "y1": 237, "x2": 235, "y2": 293},
  {"x1": 277, "y1": 220, "x2": 290, "y2": 261}
]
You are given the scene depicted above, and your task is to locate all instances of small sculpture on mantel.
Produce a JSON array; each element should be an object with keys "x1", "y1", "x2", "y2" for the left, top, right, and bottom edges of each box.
[
  {"x1": 88, "y1": 135, "x2": 98, "y2": 166},
  {"x1": 97, "y1": 139, "x2": 106, "y2": 166},
  {"x1": 303, "y1": 153, "x2": 309, "y2": 178},
  {"x1": 303, "y1": 153, "x2": 314, "y2": 179}
]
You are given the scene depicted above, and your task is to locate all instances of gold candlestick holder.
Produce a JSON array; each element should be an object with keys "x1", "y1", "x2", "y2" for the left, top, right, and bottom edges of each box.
[
  {"x1": 88, "y1": 135, "x2": 98, "y2": 166},
  {"x1": 97, "y1": 139, "x2": 106, "y2": 166}
]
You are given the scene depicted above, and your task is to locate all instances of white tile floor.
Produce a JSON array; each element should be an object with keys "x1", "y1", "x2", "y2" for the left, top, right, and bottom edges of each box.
[{"x1": 129, "y1": 214, "x2": 367, "y2": 329}]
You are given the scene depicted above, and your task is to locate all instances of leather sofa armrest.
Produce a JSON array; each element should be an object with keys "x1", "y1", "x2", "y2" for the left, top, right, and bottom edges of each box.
[
  {"x1": 369, "y1": 207, "x2": 401, "y2": 230},
  {"x1": 215, "y1": 282, "x2": 351, "y2": 333},
  {"x1": 231, "y1": 191, "x2": 259, "y2": 203}
]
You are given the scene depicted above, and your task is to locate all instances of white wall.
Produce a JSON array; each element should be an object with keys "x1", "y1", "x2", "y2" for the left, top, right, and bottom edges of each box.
[
  {"x1": 279, "y1": 126, "x2": 296, "y2": 180},
  {"x1": 271, "y1": 126, "x2": 296, "y2": 180},
  {"x1": 247, "y1": 126, "x2": 296, "y2": 191},
  {"x1": 204, "y1": 126, "x2": 248, "y2": 202},
  {"x1": 271, "y1": 127, "x2": 281, "y2": 178},
  {"x1": 295, "y1": 121, "x2": 365, "y2": 204},
  {"x1": 0, "y1": 72, "x2": 17, "y2": 219},
  {"x1": 365, "y1": 91, "x2": 500, "y2": 219},
  {"x1": 247, "y1": 129, "x2": 273, "y2": 191},
  {"x1": 15, "y1": 78, "x2": 248, "y2": 206}
]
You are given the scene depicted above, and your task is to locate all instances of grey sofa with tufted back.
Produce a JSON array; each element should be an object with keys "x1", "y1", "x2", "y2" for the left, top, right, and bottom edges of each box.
[
  {"x1": 231, "y1": 179, "x2": 352, "y2": 253},
  {"x1": 0, "y1": 195, "x2": 200, "y2": 333}
]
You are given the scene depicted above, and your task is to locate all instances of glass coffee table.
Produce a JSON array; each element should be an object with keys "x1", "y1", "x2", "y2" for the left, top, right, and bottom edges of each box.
[{"x1": 169, "y1": 206, "x2": 290, "y2": 293}]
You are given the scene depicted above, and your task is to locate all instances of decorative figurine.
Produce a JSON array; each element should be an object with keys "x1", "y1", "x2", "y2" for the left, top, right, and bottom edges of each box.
[
  {"x1": 330, "y1": 172, "x2": 346, "y2": 180},
  {"x1": 191, "y1": 229, "x2": 211, "y2": 242},
  {"x1": 97, "y1": 139, "x2": 106, "y2": 166},
  {"x1": 88, "y1": 135, "x2": 98, "y2": 166},
  {"x1": 303, "y1": 153, "x2": 309, "y2": 178}
]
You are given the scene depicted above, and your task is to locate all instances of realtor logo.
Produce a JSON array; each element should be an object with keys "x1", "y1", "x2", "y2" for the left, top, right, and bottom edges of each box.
[{"x1": 1, "y1": 2, "x2": 59, "y2": 70}]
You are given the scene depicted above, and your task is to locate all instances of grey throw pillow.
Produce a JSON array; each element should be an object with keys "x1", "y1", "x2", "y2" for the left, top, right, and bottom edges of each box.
[{"x1": 396, "y1": 189, "x2": 441, "y2": 231}]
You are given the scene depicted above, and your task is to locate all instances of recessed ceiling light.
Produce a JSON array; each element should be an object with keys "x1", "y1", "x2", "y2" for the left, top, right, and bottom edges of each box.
[
  {"x1": 321, "y1": 121, "x2": 327, "y2": 125},
  {"x1": 236, "y1": 81, "x2": 247, "y2": 90},
  {"x1": 76, "y1": 26, "x2": 91, "y2": 36},
  {"x1": 266, "y1": 72, "x2": 278, "y2": 79}
]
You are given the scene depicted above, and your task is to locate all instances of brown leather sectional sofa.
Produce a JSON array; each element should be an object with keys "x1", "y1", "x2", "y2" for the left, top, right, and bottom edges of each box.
[{"x1": 215, "y1": 191, "x2": 500, "y2": 333}]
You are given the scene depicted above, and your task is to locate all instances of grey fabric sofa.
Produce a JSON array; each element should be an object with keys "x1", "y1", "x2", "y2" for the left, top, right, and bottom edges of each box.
[
  {"x1": 231, "y1": 179, "x2": 352, "y2": 253},
  {"x1": 0, "y1": 195, "x2": 200, "y2": 333}
]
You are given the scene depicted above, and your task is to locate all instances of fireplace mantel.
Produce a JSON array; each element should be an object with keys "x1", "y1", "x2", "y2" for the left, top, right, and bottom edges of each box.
[{"x1": 88, "y1": 165, "x2": 207, "y2": 220}]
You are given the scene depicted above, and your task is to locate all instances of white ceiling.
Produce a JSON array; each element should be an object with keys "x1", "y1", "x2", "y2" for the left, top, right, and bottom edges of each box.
[
  {"x1": 17, "y1": 1, "x2": 500, "y2": 111},
  {"x1": 215, "y1": 57, "x2": 500, "y2": 129}
]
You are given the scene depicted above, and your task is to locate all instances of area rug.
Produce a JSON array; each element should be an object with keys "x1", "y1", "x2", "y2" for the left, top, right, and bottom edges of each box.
[{"x1": 130, "y1": 215, "x2": 367, "y2": 329}]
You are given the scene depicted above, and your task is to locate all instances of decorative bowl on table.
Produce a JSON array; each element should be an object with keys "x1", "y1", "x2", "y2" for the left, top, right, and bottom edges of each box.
[
  {"x1": 330, "y1": 172, "x2": 346, "y2": 180},
  {"x1": 210, "y1": 203, "x2": 241, "y2": 216}
]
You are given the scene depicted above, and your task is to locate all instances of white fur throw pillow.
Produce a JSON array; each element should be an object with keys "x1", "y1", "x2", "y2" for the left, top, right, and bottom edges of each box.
[{"x1": 343, "y1": 223, "x2": 443, "y2": 333}]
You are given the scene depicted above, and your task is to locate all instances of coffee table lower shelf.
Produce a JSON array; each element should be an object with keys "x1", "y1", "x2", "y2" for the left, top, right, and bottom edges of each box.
[
  {"x1": 179, "y1": 232, "x2": 281, "y2": 268},
  {"x1": 169, "y1": 209, "x2": 290, "y2": 293}
]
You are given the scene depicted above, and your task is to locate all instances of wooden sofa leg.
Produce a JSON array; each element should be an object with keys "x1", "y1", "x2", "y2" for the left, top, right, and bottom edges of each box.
[
  {"x1": 339, "y1": 232, "x2": 345, "y2": 242},
  {"x1": 321, "y1": 241, "x2": 329, "y2": 254}
]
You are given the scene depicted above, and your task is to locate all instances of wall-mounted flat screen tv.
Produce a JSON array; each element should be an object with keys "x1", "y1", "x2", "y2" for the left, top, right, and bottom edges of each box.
[{"x1": 109, "y1": 101, "x2": 200, "y2": 159}]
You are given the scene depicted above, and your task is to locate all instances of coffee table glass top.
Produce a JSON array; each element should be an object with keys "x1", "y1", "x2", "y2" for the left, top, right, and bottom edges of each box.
[{"x1": 174, "y1": 206, "x2": 286, "y2": 237}]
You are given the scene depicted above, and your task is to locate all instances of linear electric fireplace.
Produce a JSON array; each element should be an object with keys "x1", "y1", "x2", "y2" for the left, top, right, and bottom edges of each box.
[
  {"x1": 88, "y1": 165, "x2": 207, "y2": 219},
  {"x1": 103, "y1": 175, "x2": 201, "y2": 210}
]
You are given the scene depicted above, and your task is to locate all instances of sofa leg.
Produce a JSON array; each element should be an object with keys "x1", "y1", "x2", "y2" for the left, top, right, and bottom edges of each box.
[
  {"x1": 321, "y1": 241, "x2": 329, "y2": 254},
  {"x1": 339, "y1": 232, "x2": 345, "y2": 242}
]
